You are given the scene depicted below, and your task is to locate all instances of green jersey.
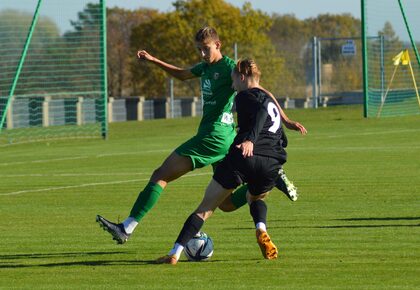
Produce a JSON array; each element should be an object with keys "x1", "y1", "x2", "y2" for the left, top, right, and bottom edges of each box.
[
  {"x1": 173, "y1": 55, "x2": 236, "y2": 169},
  {"x1": 190, "y1": 55, "x2": 236, "y2": 133}
]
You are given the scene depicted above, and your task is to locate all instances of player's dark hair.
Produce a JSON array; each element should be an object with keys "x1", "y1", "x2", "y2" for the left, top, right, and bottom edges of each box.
[
  {"x1": 234, "y1": 58, "x2": 261, "y2": 80},
  {"x1": 195, "y1": 26, "x2": 220, "y2": 42}
]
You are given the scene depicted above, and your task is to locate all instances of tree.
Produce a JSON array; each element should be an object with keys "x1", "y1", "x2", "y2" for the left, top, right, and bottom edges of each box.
[
  {"x1": 130, "y1": 0, "x2": 285, "y2": 98},
  {"x1": 306, "y1": 14, "x2": 362, "y2": 94},
  {"x1": 306, "y1": 13, "x2": 361, "y2": 62},
  {"x1": 62, "y1": 3, "x2": 104, "y2": 94},
  {"x1": 107, "y1": 7, "x2": 159, "y2": 97},
  {"x1": 0, "y1": 9, "x2": 61, "y2": 97},
  {"x1": 269, "y1": 14, "x2": 311, "y2": 98}
]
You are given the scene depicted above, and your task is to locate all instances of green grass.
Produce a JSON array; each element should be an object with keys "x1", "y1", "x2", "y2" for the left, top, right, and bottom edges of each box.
[{"x1": 1, "y1": 105, "x2": 419, "y2": 289}]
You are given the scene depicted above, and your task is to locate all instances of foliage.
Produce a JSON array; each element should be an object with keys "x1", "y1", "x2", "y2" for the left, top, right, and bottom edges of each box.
[
  {"x1": 0, "y1": 9, "x2": 60, "y2": 96},
  {"x1": 130, "y1": 0, "x2": 284, "y2": 98},
  {"x1": 107, "y1": 7, "x2": 159, "y2": 97},
  {"x1": 269, "y1": 14, "x2": 312, "y2": 98},
  {"x1": 63, "y1": 3, "x2": 103, "y2": 93},
  {"x1": 0, "y1": 0, "x2": 403, "y2": 101},
  {"x1": 306, "y1": 13, "x2": 361, "y2": 64}
]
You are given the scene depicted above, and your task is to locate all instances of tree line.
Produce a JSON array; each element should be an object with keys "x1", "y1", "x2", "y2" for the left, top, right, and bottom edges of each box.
[
  {"x1": 108, "y1": 0, "x2": 364, "y2": 99},
  {"x1": 1, "y1": 0, "x2": 403, "y2": 100}
]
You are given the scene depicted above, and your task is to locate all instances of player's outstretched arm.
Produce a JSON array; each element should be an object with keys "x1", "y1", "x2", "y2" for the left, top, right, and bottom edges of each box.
[
  {"x1": 137, "y1": 50, "x2": 196, "y2": 81},
  {"x1": 258, "y1": 85, "x2": 307, "y2": 135},
  {"x1": 278, "y1": 106, "x2": 307, "y2": 135},
  {"x1": 282, "y1": 118, "x2": 307, "y2": 135}
]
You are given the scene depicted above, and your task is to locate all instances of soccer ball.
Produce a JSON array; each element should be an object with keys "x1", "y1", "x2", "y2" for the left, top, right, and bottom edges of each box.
[{"x1": 184, "y1": 232, "x2": 214, "y2": 262}]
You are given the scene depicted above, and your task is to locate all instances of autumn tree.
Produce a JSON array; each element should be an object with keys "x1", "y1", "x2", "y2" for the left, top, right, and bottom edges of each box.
[
  {"x1": 269, "y1": 14, "x2": 311, "y2": 98},
  {"x1": 107, "y1": 7, "x2": 159, "y2": 97},
  {"x1": 306, "y1": 13, "x2": 361, "y2": 63},
  {"x1": 0, "y1": 10, "x2": 61, "y2": 96},
  {"x1": 130, "y1": 0, "x2": 285, "y2": 98}
]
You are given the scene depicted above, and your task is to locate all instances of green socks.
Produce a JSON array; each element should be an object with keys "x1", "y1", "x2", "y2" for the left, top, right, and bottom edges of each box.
[
  {"x1": 129, "y1": 182, "x2": 163, "y2": 222},
  {"x1": 230, "y1": 184, "x2": 249, "y2": 209},
  {"x1": 129, "y1": 182, "x2": 248, "y2": 221}
]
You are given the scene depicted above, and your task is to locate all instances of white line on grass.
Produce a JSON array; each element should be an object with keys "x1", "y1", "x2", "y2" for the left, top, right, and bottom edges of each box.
[
  {"x1": 0, "y1": 172, "x2": 212, "y2": 196},
  {"x1": 0, "y1": 156, "x2": 87, "y2": 166},
  {"x1": 289, "y1": 145, "x2": 420, "y2": 151},
  {"x1": 0, "y1": 172, "x2": 150, "y2": 178},
  {"x1": 3, "y1": 128, "x2": 419, "y2": 166},
  {"x1": 0, "y1": 149, "x2": 171, "y2": 167},
  {"x1": 315, "y1": 128, "x2": 420, "y2": 139},
  {"x1": 96, "y1": 149, "x2": 170, "y2": 157}
]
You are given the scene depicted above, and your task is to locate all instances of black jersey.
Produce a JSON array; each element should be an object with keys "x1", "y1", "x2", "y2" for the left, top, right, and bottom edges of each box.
[{"x1": 233, "y1": 87, "x2": 286, "y2": 161}]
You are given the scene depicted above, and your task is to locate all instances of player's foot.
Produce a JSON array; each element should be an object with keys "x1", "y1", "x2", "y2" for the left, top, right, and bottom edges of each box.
[
  {"x1": 96, "y1": 215, "x2": 131, "y2": 244},
  {"x1": 256, "y1": 229, "x2": 278, "y2": 260},
  {"x1": 276, "y1": 168, "x2": 298, "y2": 201},
  {"x1": 155, "y1": 255, "x2": 178, "y2": 265}
]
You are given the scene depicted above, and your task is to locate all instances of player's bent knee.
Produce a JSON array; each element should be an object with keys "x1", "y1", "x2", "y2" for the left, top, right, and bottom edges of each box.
[
  {"x1": 247, "y1": 191, "x2": 269, "y2": 203},
  {"x1": 218, "y1": 199, "x2": 237, "y2": 212}
]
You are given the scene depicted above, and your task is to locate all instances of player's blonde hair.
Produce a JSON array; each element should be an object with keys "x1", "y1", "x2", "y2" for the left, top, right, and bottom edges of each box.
[
  {"x1": 234, "y1": 58, "x2": 261, "y2": 81},
  {"x1": 195, "y1": 26, "x2": 220, "y2": 42}
]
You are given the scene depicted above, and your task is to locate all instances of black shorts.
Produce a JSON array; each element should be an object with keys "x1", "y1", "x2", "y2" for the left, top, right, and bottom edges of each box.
[{"x1": 213, "y1": 148, "x2": 283, "y2": 196}]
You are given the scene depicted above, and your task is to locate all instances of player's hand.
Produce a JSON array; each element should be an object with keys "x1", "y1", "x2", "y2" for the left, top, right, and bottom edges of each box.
[
  {"x1": 137, "y1": 50, "x2": 153, "y2": 61},
  {"x1": 285, "y1": 121, "x2": 307, "y2": 135},
  {"x1": 236, "y1": 141, "x2": 254, "y2": 157},
  {"x1": 294, "y1": 122, "x2": 307, "y2": 135}
]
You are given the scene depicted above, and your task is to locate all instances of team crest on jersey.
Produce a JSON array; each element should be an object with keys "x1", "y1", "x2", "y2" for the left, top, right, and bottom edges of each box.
[{"x1": 213, "y1": 72, "x2": 220, "y2": 80}]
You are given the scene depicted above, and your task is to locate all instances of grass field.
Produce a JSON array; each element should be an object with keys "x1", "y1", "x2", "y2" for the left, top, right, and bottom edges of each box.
[{"x1": 1, "y1": 105, "x2": 419, "y2": 289}]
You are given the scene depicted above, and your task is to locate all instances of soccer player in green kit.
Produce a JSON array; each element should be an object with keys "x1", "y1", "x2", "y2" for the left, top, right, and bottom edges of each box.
[{"x1": 96, "y1": 27, "x2": 304, "y2": 244}]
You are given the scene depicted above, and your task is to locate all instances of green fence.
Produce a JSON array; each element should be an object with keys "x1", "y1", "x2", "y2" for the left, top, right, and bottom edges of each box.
[
  {"x1": 362, "y1": 0, "x2": 420, "y2": 117},
  {"x1": 0, "y1": 0, "x2": 107, "y2": 145}
]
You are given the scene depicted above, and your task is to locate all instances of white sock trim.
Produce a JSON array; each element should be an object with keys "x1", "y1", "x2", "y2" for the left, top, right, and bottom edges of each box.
[
  {"x1": 122, "y1": 217, "x2": 138, "y2": 234},
  {"x1": 168, "y1": 243, "x2": 184, "y2": 260},
  {"x1": 256, "y1": 222, "x2": 267, "y2": 232}
]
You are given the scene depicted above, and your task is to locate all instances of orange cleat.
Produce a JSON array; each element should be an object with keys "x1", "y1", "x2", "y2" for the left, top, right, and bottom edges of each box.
[
  {"x1": 256, "y1": 229, "x2": 278, "y2": 259},
  {"x1": 155, "y1": 255, "x2": 178, "y2": 265}
]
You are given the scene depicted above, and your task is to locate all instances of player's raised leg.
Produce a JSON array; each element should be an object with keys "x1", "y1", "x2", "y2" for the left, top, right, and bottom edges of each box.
[
  {"x1": 275, "y1": 167, "x2": 298, "y2": 201},
  {"x1": 96, "y1": 151, "x2": 193, "y2": 244}
]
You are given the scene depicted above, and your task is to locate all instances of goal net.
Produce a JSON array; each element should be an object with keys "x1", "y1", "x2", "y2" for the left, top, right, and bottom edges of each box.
[
  {"x1": 362, "y1": 0, "x2": 420, "y2": 117},
  {"x1": 0, "y1": 0, "x2": 107, "y2": 145}
]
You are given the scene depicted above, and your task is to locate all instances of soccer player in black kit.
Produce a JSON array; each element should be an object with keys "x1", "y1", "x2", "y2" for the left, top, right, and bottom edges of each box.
[{"x1": 156, "y1": 58, "x2": 307, "y2": 264}]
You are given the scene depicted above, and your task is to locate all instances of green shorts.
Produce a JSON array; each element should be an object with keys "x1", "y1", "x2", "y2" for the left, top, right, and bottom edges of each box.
[{"x1": 175, "y1": 125, "x2": 236, "y2": 170}]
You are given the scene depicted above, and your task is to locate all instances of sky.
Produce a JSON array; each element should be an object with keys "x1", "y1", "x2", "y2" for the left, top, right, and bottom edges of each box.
[
  {"x1": 1, "y1": 0, "x2": 418, "y2": 41},
  {"x1": 1, "y1": 0, "x2": 360, "y2": 36},
  {"x1": 106, "y1": 0, "x2": 361, "y2": 19}
]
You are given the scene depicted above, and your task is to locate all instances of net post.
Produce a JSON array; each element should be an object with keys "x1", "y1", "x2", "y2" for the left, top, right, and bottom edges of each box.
[
  {"x1": 361, "y1": 0, "x2": 369, "y2": 118},
  {"x1": 100, "y1": 0, "x2": 108, "y2": 139},
  {"x1": 397, "y1": 0, "x2": 420, "y2": 69}
]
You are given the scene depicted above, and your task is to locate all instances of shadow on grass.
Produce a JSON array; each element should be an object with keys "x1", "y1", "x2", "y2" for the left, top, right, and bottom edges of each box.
[
  {"x1": 334, "y1": 217, "x2": 420, "y2": 221},
  {"x1": 314, "y1": 224, "x2": 420, "y2": 229},
  {"x1": 0, "y1": 259, "x2": 155, "y2": 269},
  {"x1": 226, "y1": 224, "x2": 419, "y2": 230},
  {"x1": 314, "y1": 216, "x2": 420, "y2": 228},
  {"x1": 224, "y1": 216, "x2": 420, "y2": 230},
  {"x1": 0, "y1": 251, "x2": 146, "y2": 269},
  {"x1": 0, "y1": 251, "x2": 131, "y2": 260},
  {"x1": 0, "y1": 258, "x2": 229, "y2": 269}
]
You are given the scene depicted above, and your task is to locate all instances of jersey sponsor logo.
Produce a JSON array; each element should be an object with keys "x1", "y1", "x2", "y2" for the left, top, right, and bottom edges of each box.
[
  {"x1": 203, "y1": 100, "x2": 216, "y2": 105},
  {"x1": 202, "y1": 79, "x2": 212, "y2": 96},
  {"x1": 221, "y1": 112, "x2": 234, "y2": 125}
]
